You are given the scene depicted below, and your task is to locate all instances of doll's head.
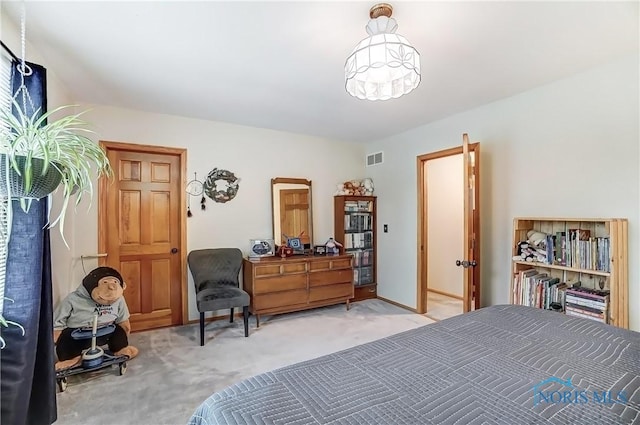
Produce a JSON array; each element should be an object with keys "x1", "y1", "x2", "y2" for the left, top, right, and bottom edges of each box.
[{"x1": 82, "y1": 266, "x2": 126, "y2": 305}]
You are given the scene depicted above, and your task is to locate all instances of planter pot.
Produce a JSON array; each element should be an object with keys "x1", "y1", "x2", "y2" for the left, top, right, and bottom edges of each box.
[{"x1": 0, "y1": 155, "x2": 63, "y2": 199}]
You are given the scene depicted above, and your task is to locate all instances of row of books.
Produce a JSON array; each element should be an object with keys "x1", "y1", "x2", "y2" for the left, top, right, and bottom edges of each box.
[
  {"x1": 344, "y1": 213, "x2": 373, "y2": 232},
  {"x1": 344, "y1": 201, "x2": 373, "y2": 212},
  {"x1": 512, "y1": 269, "x2": 564, "y2": 309},
  {"x1": 564, "y1": 287, "x2": 609, "y2": 324},
  {"x1": 353, "y1": 266, "x2": 373, "y2": 286},
  {"x1": 344, "y1": 231, "x2": 373, "y2": 250},
  {"x1": 352, "y1": 249, "x2": 374, "y2": 267},
  {"x1": 513, "y1": 268, "x2": 610, "y2": 324},
  {"x1": 549, "y1": 230, "x2": 610, "y2": 272}
]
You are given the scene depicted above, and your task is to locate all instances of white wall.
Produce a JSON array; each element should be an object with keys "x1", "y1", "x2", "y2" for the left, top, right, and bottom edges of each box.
[
  {"x1": 65, "y1": 106, "x2": 364, "y2": 320},
  {"x1": 3, "y1": 7, "x2": 366, "y2": 322},
  {"x1": 367, "y1": 54, "x2": 640, "y2": 330}
]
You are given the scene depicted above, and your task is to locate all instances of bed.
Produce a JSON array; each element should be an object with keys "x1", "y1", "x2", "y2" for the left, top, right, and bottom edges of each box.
[{"x1": 188, "y1": 304, "x2": 640, "y2": 424}]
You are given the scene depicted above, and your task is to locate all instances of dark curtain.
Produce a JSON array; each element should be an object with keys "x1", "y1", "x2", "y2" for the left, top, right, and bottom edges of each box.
[{"x1": 0, "y1": 60, "x2": 57, "y2": 425}]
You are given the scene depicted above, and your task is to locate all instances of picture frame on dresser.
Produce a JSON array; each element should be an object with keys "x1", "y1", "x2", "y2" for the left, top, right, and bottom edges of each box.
[
  {"x1": 248, "y1": 238, "x2": 275, "y2": 258},
  {"x1": 313, "y1": 245, "x2": 326, "y2": 255}
]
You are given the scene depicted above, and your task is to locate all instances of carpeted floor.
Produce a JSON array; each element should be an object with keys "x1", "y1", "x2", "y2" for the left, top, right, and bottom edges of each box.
[
  {"x1": 425, "y1": 291, "x2": 463, "y2": 321},
  {"x1": 55, "y1": 299, "x2": 434, "y2": 425}
]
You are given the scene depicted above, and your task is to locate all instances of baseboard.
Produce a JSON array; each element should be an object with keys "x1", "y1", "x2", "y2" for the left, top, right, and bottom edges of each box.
[
  {"x1": 427, "y1": 288, "x2": 463, "y2": 300},
  {"x1": 376, "y1": 296, "x2": 418, "y2": 313}
]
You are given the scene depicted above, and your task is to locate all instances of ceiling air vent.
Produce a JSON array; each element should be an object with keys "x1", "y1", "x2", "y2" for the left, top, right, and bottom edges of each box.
[{"x1": 366, "y1": 151, "x2": 383, "y2": 167}]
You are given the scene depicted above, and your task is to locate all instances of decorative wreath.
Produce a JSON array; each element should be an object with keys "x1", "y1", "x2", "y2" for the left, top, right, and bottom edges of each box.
[{"x1": 203, "y1": 168, "x2": 240, "y2": 203}]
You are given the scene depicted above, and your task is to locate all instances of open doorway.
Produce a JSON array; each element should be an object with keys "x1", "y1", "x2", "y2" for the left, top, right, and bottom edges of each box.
[{"x1": 416, "y1": 136, "x2": 480, "y2": 321}]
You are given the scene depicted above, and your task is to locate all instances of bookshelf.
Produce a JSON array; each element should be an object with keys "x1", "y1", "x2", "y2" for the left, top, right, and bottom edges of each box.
[
  {"x1": 510, "y1": 217, "x2": 628, "y2": 328},
  {"x1": 334, "y1": 196, "x2": 377, "y2": 301}
]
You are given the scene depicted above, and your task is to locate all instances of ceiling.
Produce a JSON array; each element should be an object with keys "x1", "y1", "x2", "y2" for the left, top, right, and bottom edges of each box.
[{"x1": 2, "y1": 1, "x2": 638, "y2": 143}]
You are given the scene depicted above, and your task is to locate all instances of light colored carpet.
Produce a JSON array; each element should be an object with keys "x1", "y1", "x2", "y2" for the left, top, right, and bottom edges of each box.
[
  {"x1": 425, "y1": 291, "x2": 463, "y2": 321},
  {"x1": 56, "y1": 299, "x2": 434, "y2": 425}
]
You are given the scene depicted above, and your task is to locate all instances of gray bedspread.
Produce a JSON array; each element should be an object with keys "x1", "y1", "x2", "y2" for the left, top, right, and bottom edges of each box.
[{"x1": 188, "y1": 305, "x2": 640, "y2": 424}]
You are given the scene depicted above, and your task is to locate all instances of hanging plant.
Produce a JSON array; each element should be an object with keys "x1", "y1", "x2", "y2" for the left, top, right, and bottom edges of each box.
[
  {"x1": 0, "y1": 100, "x2": 112, "y2": 348},
  {"x1": 0, "y1": 99, "x2": 113, "y2": 240}
]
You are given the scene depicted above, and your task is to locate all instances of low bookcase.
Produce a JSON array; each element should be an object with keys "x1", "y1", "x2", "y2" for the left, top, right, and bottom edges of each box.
[{"x1": 510, "y1": 217, "x2": 628, "y2": 328}]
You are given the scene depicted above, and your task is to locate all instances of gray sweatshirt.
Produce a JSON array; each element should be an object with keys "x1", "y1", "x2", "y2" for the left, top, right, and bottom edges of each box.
[{"x1": 53, "y1": 284, "x2": 130, "y2": 330}]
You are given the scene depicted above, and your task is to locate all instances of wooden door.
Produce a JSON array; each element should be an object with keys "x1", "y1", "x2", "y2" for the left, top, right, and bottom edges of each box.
[
  {"x1": 416, "y1": 136, "x2": 480, "y2": 314},
  {"x1": 99, "y1": 142, "x2": 187, "y2": 331},
  {"x1": 279, "y1": 189, "x2": 311, "y2": 245},
  {"x1": 462, "y1": 134, "x2": 480, "y2": 312}
]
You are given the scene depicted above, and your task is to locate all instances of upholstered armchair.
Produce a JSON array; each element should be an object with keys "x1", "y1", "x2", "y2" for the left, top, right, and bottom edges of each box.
[{"x1": 187, "y1": 248, "x2": 250, "y2": 346}]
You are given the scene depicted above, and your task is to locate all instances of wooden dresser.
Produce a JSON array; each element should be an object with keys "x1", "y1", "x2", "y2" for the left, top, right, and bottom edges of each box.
[{"x1": 243, "y1": 254, "x2": 354, "y2": 326}]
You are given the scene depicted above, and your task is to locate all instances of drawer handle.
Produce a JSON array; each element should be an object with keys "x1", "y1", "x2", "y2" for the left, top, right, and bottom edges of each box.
[{"x1": 368, "y1": 288, "x2": 375, "y2": 292}]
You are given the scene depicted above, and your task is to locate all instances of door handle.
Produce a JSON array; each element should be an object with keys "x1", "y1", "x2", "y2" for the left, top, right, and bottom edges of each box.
[
  {"x1": 455, "y1": 260, "x2": 477, "y2": 268},
  {"x1": 171, "y1": 248, "x2": 178, "y2": 254}
]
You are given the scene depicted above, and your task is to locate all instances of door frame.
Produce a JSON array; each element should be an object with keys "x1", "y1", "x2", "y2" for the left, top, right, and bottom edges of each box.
[
  {"x1": 416, "y1": 142, "x2": 480, "y2": 314},
  {"x1": 97, "y1": 140, "x2": 188, "y2": 325}
]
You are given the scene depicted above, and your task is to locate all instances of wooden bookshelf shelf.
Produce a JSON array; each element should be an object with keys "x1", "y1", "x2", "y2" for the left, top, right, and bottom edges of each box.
[{"x1": 512, "y1": 261, "x2": 611, "y2": 277}]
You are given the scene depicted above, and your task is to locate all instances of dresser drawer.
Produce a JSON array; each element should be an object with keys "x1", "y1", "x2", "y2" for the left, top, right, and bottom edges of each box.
[
  {"x1": 283, "y1": 262, "x2": 307, "y2": 274},
  {"x1": 254, "y1": 274, "x2": 307, "y2": 294},
  {"x1": 309, "y1": 283, "x2": 353, "y2": 302},
  {"x1": 309, "y1": 258, "x2": 352, "y2": 271},
  {"x1": 254, "y1": 262, "x2": 307, "y2": 277},
  {"x1": 254, "y1": 289, "x2": 307, "y2": 310},
  {"x1": 254, "y1": 264, "x2": 282, "y2": 277},
  {"x1": 330, "y1": 258, "x2": 352, "y2": 270},
  {"x1": 309, "y1": 260, "x2": 331, "y2": 271},
  {"x1": 309, "y1": 269, "x2": 353, "y2": 287}
]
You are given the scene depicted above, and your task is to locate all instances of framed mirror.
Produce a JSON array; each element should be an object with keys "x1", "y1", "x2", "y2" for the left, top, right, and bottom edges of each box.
[{"x1": 271, "y1": 177, "x2": 313, "y2": 249}]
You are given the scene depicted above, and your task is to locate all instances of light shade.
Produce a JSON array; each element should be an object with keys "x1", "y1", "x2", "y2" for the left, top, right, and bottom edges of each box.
[{"x1": 345, "y1": 9, "x2": 420, "y2": 101}]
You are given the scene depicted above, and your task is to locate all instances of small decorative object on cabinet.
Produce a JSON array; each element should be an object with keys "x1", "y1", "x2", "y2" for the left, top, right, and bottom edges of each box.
[
  {"x1": 313, "y1": 245, "x2": 327, "y2": 256},
  {"x1": 334, "y1": 195, "x2": 377, "y2": 301},
  {"x1": 510, "y1": 217, "x2": 628, "y2": 328},
  {"x1": 324, "y1": 237, "x2": 343, "y2": 256},
  {"x1": 249, "y1": 239, "x2": 275, "y2": 258}
]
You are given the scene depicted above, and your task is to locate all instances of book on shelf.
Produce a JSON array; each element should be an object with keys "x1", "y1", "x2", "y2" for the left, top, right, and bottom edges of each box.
[
  {"x1": 512, "y1": 269, "x2": 560, "y2": 308},
  {"x1": 565, "y1": 305, "x2": 607, "y2": 323},
  {"x1": 344, "y1": 213, "x2": 372, "y2": 232},
  {"x1": 564, "y1": 286, "x2": 610, "y2": 324},
  {"x1": 352, "y1": 249, "x2": 373, "y2": 267},
  {"x1": 560, "y1": 228, "x2": 610, "y2": 271},
  {"x1": 344, "y1": 231, "x2": 373, "y2": 250},
  {"x1": 565, "y1": 286, "x2": 610, "y2": 300},
  {"x1": 344, "y1": 200, "x2": 373, "y2": 212},
  {"x1": 555, "y1": 231, "x2": 566, "y2": 266}
]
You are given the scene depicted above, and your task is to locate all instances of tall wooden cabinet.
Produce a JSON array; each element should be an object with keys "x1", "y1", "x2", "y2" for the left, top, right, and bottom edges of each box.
[
  {"x1": 510, "y1": 217, "x2": 628, "y2": 328},
  {"x1": 334, "y1": 196, "x2": 377, "y2": 301}
]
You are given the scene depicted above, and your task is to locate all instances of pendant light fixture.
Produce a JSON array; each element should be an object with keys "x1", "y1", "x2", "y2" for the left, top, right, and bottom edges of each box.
[{"x1": 345, "y1": 3, "x2": 421, "y2": 101}]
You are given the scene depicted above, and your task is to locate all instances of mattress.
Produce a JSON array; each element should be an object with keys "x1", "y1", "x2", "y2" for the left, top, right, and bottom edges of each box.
[{"x1": 188, "y1": 304, "x2": 640, "y2": 424}]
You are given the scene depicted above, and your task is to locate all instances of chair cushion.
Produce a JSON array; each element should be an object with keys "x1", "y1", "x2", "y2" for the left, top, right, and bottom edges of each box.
[{"x1": 196, "y1": 286, "x2": 250, "y2": 312}]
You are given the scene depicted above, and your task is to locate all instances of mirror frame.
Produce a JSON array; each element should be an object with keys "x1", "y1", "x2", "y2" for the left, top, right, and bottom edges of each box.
[{"x1": 271, "y1": 177, "x2": 313, "y2": 248}]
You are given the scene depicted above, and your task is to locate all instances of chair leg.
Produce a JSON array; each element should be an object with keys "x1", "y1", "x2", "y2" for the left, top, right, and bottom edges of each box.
[
  {"x1": 200, "y1": 312, "x2": 205, "y2": 346},
  {"x1": 230, "y1": 307, "x2": 234, "y2": 323},
  {"x1": 243, "y1": 306, "x2": 249, "y2": 337}
]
